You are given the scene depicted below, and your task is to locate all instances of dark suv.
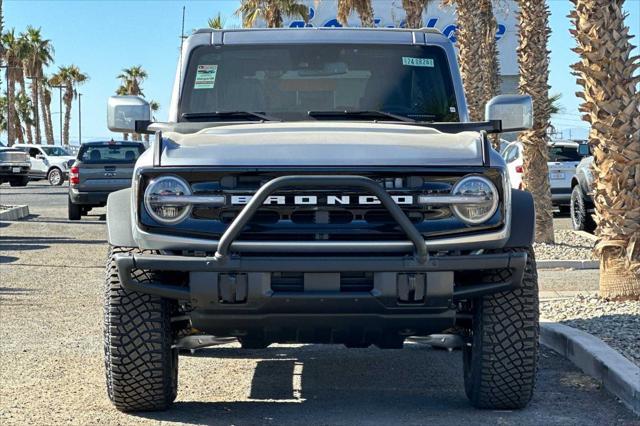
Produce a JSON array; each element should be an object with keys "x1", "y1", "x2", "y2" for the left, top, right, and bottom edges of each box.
[
  {"x1": 103, "y1": 28, "x2": 539, "y2": 412},
  {"x1": 68, "y1": 141, "x2": 145, "y2": 220}
]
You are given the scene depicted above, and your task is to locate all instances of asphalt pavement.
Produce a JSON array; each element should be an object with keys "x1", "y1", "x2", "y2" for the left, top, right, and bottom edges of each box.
[{"x1": 0, "y1": 182, "x2": 637, "y2": 425}]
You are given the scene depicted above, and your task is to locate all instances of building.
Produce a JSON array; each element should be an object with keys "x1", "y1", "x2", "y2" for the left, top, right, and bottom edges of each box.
[{"x1": 278, "y1": 0, "x2": 519, "y2": 95}]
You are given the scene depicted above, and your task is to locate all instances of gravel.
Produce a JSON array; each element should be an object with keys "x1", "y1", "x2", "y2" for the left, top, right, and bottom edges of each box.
[
  {"x1": 540, "y1": 294, "x2": 640, "y2": 367},
  {"x1": 534, "y1": 230, "x2": 597, "y2": 261}
]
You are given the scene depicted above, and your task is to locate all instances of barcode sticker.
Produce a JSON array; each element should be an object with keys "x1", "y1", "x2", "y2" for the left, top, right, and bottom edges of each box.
[{"x1": 194, "y1": 64, "x2": 218, "y2": 89}]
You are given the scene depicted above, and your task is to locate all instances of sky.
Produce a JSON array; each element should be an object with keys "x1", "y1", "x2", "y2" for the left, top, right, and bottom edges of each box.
[{"x1": 2, "y1": 0, "x2": 639, "y2": 144}]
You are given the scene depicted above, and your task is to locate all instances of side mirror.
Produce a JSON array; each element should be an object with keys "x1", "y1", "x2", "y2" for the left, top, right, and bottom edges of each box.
[
  {"x1": 485, "y1": 95, "x2": 533, "y2": 133},
  {"x1": 577, "y1": 143, "x2": 591, "y2": 156},
  {"x1": 35, "y1": 154, "x2": 45, "y2": 160},
  {"x1": 107, "y1": 96, "x2": 151, "y2": 133}
]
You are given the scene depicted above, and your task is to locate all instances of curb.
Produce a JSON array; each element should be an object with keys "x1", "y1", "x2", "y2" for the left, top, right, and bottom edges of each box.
[
  {"x1": 537, "y1": 259, "x2": 599, "y2": 270},
  {"x1": 540, "y1": 319, "x2": 640, "y2": 416},
  {"x1": 0, "y1": 205, "x2": 29, "y2": 221}
]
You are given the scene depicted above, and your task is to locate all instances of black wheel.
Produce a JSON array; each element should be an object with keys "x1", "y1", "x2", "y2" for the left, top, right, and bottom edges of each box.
[
  {"x1": 47, "y1": 168, "x2": 64, "y2": 186},
  {"x1": 570, "y1": 185, "x2": 596, "y2": 232},
  {"x1": 104, "y1": 246, "x2": 178, "y2": 412},
  {"x1": 463, "y1": 247, "x2": 539, "y2": 409},
  {"x1": 9, "y1": 176, "x2": 29, "y2": 187},
  {"x1": 68, "y1": 196, "x2": 82, "y2": 220}
]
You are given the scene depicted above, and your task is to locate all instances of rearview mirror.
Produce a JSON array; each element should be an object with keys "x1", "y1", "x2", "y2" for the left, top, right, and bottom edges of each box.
[
  {"x1": 577, "y1": 143, "x2": 591, "y2": 156},
  {"x1": 107, "y1": 96, "x2": 151, "y2": 133},
  {"x1": 485, "y1": 95, "x2": 533, "y2": 132}
]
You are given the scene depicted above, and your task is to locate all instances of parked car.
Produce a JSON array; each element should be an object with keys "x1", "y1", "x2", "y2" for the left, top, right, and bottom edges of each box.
[
  {"x1": 0, "y1": 146, "x2": 31, "y2": 187},
  {"x1": 13, "y1": 144, "x2": 75, "y2": 185},
  {"x1": 102, "y1": 28, "x2": 540, "y2": 412},
  {"x1": 570, "y1": 144, "x2": 596, "y2": 232},
  {"x1": 68, "y1": 140, "x2": 145, "y2": 220},
  {"x1": 502, "y1": 140, "x2": 584, "y2": 212}
]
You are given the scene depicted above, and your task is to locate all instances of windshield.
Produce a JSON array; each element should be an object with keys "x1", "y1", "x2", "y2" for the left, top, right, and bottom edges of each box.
[
  {"x1": 78, "y1": 143, "x2": 145, "y2": 164},
  {"x1": 180, "y1": 44, "x2": 459, "y2": 122},
  {"x1": 41, "y1": 146, "x2": 70, "y2": 156},
  {"x1": 548, "y1": 145, "x2": 581, "y2": 162}
]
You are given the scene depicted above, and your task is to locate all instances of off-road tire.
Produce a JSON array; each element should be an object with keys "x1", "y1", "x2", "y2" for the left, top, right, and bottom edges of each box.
[
  {"x1": 68, "y1": 196, "x2": 82, "y2": 220},
  {"x1": 570, "y1": 185, "x2": 596, "y2": 232},
  {"x1": 9, "y1": 176, "x2": 29, "y2": 187},
  {"x1": 104, "y1": 246, "x2": 178, "y2": 412},
  {"x1": 47, "y1": 167, "x2": 64, "y2": 186},
  {"x1": 463, "y1": 247, "x2": 539, "y2": 409}
]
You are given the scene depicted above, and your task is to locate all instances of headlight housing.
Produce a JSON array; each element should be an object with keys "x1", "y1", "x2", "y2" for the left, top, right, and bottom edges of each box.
[
  {"x1": 450, "y1": 175, "x2": 499, "y2": 224},
  {"x1": 144, "y1": 175, "x2": 192, "y2": 224}
]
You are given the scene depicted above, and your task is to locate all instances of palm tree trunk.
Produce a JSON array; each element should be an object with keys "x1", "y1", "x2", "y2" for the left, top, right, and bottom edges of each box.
[
  {"x1": 40, "y1": 85, "x2": 54, "y2": 145},
  {"x1": 63, "y1": 83, "x2": 73, "y2": 145},
  {"x1": 123, "y1": 133, "x2": 129, "y2": 141},
  {"x1": 30, "y1": 79, "x2": 42, "y2": 143},
  {"x1": 402, "y1": 0, "x2": 425, "y2": 29},
  {"x1": 17, "y1": 70, "x2": 34, "y2": 144},
  {"x1": 444, "y1": 0, "x2": 484, "y2": 121},
  {"x1": 6, "y1": 69, "x2": 16, "y2": 146},
  {"x1": 517, "y1": 0, "x2": 554, "y2": 244},
  {"x1": 570, "y1": 0, "x2": 640, "y2": 300}
]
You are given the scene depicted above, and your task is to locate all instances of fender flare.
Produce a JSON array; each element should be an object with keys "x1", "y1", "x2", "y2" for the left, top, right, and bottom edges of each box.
[
  {"x1": 106, "y1": 188, "x2": 136, "y2": 247},
  {"x1": 504, "y1": 189, "x2": 535, "y2": 248}
]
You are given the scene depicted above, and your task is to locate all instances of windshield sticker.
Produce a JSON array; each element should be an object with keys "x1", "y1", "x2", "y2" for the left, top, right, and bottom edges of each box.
[
  {"x1": 194, "y1": 64, "x2": 218, "y2": 89},
  {"x1": 402, "y1": 57, "x2": 434, "y2": 68}
]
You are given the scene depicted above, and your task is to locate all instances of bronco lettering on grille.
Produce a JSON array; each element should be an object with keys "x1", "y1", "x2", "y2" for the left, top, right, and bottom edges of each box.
[{"x1": 230, "y1": 195, "x2": 414, "y2": 206}]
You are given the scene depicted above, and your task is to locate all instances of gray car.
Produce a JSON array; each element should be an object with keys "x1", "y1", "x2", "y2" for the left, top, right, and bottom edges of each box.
[
  {"x1": 0, "y1": 146, "x2": 31, "y2": 187},
  {"x1": 102, "y1": 28, "x2": 539, "y2": 412},
  {"x1": 68, "y1": 141, "x2": 145, "y2": 220},
  {"x1": 570, "y1": 144, "x2": 596, "y2": 232}
]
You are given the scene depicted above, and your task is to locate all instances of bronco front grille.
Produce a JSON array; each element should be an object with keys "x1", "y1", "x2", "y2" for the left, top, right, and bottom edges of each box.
[{"x1": 138, "y1": 168, "x2": 505, "y2": 241}]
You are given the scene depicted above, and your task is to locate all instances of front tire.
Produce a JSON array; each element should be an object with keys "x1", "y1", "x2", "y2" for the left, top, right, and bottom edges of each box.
[
  {"x1": 463, "y1": 247, "x2": 539, "y2": 409},
  {"x1": 47, "y1": 168, "x2": 64, "y2": 186},
  {"x1": 104, "y1": 246, "x2": 178, "y2": 412},
  {"x1": 570, "y1": 185, "x2": 596, "y2": 232}
]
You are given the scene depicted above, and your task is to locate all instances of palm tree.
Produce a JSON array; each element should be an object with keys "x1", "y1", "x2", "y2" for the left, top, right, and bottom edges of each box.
[
  {"x1": 41, "y1": 76, "x2": 55, "y2": 145},
  {"x1": 570, "y1": 0, "x2": 640, "y2": 300},
  {"x1": 117, "y1": 66, "x2": 148, "y2": 140},
  {"x1": 337, "y1": 0, "x2": 375, "y2": 27},
  {"x1": 442, "y1": 0, "x2": 500, "y2": 122},
  {"x1": 208, "y1": 12, "x2": 225, "y2": 29},
  {"x1": 237, "y1": 0, "x2": 308, "y2": 28},
  {"x1": 50, "y1": 65, "x2": 88, "y2": 145},
  {"x1": 22, "y1": 26, "x2": 54, "y2": 144},
  {"x1": 117, "y1": 65, "x2": 147, "y2": 97},
  {"x1": 516, "y1": 0, "x2": 555, "y2": 244},
  {"x1": 401, "y1": 0, "x2": 430, "y2": 29},
  {"x1": 13, "y1": 91, "x2": 32, "y2": 144},
  {"x1": 1, "y1": 29, "x2": 27, "y2": 146}
]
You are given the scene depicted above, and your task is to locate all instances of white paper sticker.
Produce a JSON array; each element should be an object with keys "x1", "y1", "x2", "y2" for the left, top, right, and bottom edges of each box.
[
  {"x1": 402, "y1": 57, "x2": 434, "y2": 67},
  {"x1": 194, "y1": 64, "x2": 218, "y2": 89}
]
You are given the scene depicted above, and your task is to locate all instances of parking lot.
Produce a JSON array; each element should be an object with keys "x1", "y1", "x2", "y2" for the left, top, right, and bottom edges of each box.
[{"x1": 0, "y1": 182, "x2": 637, "y2": 425}]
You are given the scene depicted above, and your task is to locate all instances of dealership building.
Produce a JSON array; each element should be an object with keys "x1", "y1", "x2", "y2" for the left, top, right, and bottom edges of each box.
[{"x1": 278, "y1": 0, "x2": 520, "y2": 95}]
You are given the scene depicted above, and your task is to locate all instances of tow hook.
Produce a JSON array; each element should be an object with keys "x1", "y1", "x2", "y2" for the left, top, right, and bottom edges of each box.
[{"x1": 408, "y1": 334, "x2": 465, "y2": 351}]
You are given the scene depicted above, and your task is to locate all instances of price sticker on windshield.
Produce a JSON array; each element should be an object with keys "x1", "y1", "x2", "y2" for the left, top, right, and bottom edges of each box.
[
  {"x1": 402, "y1": 57, "x2": 434, "y2": 67},
  {"x1": 194, "y1": 64, "x2": 218, "y2": 89}
]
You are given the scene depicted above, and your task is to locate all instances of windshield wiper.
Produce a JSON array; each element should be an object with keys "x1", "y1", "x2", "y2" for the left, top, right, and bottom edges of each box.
[
  {"x1": 181, "y1": 111, "x2": 281, "y2": 122},
  {"x1": 308, "y1": 110, "x2": 416, "y2": 123}
]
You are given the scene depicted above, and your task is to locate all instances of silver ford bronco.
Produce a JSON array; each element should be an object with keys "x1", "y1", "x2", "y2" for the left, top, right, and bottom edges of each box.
[{"x1": 104, "y1": 28, "x2": 538, "y2": 412}]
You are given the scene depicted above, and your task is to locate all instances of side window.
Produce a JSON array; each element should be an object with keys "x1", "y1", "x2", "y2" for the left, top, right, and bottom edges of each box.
[
  {"x1": 28, "y1": 148, "x2": 40, "y2": 158},
  {"x1": 502, "y1": 146, "x2": 513, "y2": 162},
  {"x1": 504, "y1": 146, "x2": 518, "y2": 163}
]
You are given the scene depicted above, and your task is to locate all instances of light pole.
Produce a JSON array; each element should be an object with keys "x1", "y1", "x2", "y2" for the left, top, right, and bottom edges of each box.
[
  {"x1": 51, "y1": 85, "x2": 64, "y2": 144},
  {"x1": 78, "y1": 93, "x2": 82, "y2": 145}
]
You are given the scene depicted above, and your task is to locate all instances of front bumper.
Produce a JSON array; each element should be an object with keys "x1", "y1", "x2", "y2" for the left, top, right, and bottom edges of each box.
[{"x1": 115, "y1": 251, "x2": 526, "y2": 341}]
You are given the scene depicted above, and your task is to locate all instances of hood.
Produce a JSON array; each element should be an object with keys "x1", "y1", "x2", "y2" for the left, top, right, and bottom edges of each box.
[{"x1": 158, "y1": 122, "x2": 484, "y2": 167}]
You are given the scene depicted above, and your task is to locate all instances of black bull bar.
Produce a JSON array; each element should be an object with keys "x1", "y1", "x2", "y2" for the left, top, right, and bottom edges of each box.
[{"x1": 115, "y1": 175, "x2": 526, "y2": 300}]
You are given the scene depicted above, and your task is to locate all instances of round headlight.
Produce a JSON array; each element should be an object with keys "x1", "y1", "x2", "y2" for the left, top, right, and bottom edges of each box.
[
  {"x1": 144, "y1": 175, "x2": 192, "y2": 224},
  {"x1": 451, "y1": 175, "x2": 499, "y2": 225}
]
